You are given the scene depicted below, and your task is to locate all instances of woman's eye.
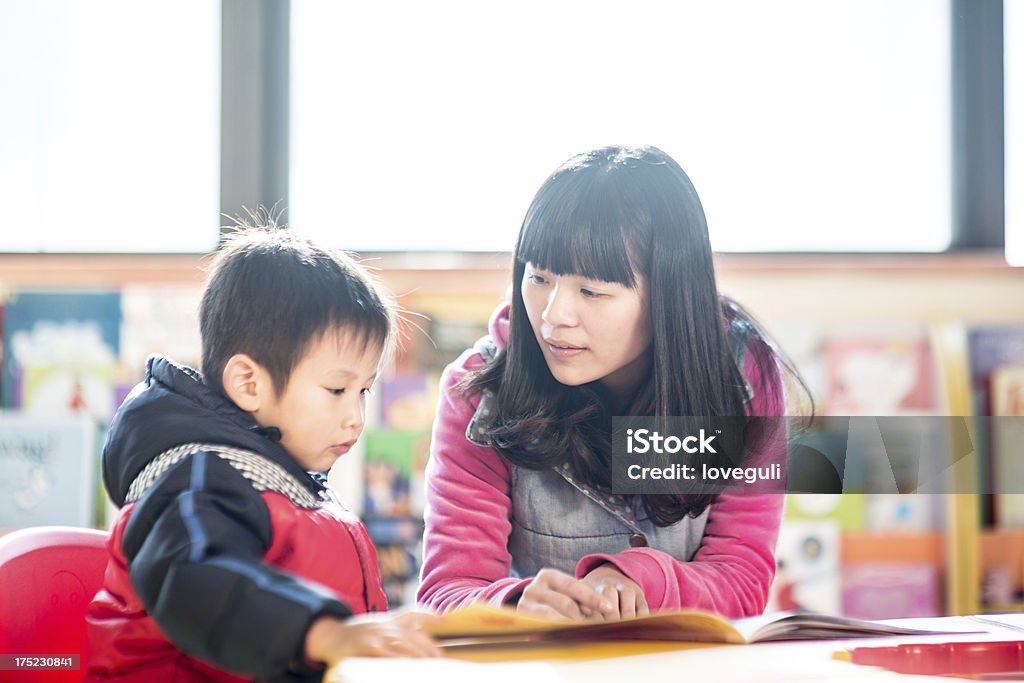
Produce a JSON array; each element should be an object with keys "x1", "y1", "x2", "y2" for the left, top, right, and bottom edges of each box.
[
  {"x1": 327, "y1": 388, "x2": 345, "y2": 396},
  {"x1": 360, "y1": 388, "x2": 374, "y2": 397},
  {"x1": 581, "y1": 288, "x2": 604, "y2": 298},
  {"x1": 527, "y1": 273, "x2": 547, "y2": 285}
]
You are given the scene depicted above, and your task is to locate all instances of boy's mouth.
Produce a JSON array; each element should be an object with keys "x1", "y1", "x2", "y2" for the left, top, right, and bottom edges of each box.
[{"x1": 330, "y1": 440, "x2": 357, "y2": 456}]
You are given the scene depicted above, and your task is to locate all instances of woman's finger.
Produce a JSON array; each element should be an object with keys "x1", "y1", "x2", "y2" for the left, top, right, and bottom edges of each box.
[
  {"x1": 551, "y1": 575, "x2": 614, "y2": 615},
  {"x1": 617, "y1": 584, "x2": 637, "y2": 620},
  {"x1": 635, "y1": 588, "x2": 650, "y2": 617},
  {"x1": 597, "y1": 583, "x2": 620, "y2": 621},
  {"x1": 542, "y1": 588, "x2": 585, "y2": 619},
  {"x1": 524, "y1": 573, "x2": 589, "y2": 619}
]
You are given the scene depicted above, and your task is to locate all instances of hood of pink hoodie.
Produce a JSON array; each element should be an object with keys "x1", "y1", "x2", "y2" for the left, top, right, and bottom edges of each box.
[{"x1": 488, "y1": 301, "x2": 512, "y2": 350}]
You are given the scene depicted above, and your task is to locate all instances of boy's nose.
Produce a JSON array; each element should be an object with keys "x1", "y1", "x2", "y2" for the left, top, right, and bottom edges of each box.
[{"x1": 341, "y1": 403, "x2": 364, "y2": 431}]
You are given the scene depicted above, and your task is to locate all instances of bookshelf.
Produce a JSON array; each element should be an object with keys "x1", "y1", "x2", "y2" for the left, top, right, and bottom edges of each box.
[
  {"x1": 930, "y1": 318, "x2": 1024, "y2": 615},
  {"x1": 3, "y1": 253, "x2": 1023, "y2": 615}
]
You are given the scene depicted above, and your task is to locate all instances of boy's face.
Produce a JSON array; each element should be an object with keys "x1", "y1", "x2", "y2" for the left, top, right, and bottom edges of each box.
[{"x1": 254, "y1": 331, "x2": 382, "y2": 472}]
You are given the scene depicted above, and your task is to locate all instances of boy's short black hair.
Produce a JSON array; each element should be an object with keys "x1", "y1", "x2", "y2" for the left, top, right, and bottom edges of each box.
[{"x1": 199, "y1": 226, "x2": 394, "y2": 396}]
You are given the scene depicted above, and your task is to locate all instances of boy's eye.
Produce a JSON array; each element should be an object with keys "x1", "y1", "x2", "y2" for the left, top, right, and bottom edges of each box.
[{"x1": 327, "y1": 387, "x2": 373, "y2": 397}]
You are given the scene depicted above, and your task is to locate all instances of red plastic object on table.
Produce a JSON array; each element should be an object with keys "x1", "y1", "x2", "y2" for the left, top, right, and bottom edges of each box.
[{"x1": 847, "y1": 641, "x2": 1024, "y2": 676}]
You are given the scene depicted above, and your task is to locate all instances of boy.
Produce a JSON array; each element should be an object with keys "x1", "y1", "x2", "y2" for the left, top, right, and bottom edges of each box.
[{"x1": 86, "y1": 228, "x2": 438, "y2": 683}]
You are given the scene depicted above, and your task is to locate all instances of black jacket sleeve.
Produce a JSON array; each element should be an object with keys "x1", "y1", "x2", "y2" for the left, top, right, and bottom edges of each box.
[{"x1": 122, "y1": 450, "x2": 352, "y2": 683}]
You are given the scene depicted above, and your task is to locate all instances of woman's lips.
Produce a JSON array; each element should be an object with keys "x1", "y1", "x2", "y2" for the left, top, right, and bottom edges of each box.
[{"x1": 545, "y1": 340, "x2": 586, "y2": 359}]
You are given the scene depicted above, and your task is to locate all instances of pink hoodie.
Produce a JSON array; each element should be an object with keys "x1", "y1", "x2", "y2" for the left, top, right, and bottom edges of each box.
[{"x1": 417, "y1": 303, "x2": 785, "y2": 618}]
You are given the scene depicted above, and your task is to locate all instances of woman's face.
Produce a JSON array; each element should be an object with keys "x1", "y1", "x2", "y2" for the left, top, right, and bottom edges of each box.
[{"x1": 521, "y1": 262, "x2": 653, "y2": 404}]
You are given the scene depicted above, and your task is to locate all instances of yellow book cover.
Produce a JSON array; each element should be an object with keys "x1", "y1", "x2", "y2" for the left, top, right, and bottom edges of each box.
[{"x1": 427, "y1": 603, "x2": 959, "y2": 647}]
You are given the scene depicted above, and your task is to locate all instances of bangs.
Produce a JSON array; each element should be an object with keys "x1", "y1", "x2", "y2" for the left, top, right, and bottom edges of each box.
[
  {"x1": 516, "y1": 179, "x2": 645, "y2": 288},
  {"x1": 323, "y1": 309, "x2": 392, "y2": 357}
]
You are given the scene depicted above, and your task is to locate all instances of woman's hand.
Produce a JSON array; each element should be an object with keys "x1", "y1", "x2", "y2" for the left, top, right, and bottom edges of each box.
[
  {"x1": 580, "y1": 564, "x2": 649, "y2": 620},
  {"x1": 516, "y1": 568, "x2": 616, "y2": 620},
  {"x1": 305, "y1": 610, "x2": 441, "y2": 666}
]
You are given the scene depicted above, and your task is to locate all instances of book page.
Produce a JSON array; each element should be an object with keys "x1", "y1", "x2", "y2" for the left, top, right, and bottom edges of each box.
[{"x1": 734, "y1": 611, "x2": 972, "y2": 642}]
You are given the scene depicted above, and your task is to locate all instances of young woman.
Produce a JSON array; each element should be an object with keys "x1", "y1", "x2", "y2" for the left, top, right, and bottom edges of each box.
[{"x1": 418, "y1": 146, "x2": 794, "y2": 620}]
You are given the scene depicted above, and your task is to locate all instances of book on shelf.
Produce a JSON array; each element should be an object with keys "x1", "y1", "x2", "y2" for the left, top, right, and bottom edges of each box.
[
  {"x1": 820, "y1": 334, "x2": 936, "y2": 415},
  {"x1": 426, "y1": 603, "x2": 971, "y2": 647},
  {"x1": 841, "y1": 563, "x2": 940, "y2": 620},
  {"x1": 932, "y1": 324, "x2": 1024, "y2": 526},
  {"x1": 967, "y1": 327, "x2": 1024, "y2": 416},
  {"x1": 772, "y1": 518, "x2": 840, "y2": 614},
  {"x1": 993, "y1": 365, "x2": 1024, "y2": 417},
  {"x1": 992, "y1": 364, "x2": 1024, "y2": 527}
]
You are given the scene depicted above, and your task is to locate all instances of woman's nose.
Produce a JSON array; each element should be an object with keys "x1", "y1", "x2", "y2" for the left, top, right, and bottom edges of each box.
[{"x1": 541, "y1": 283, "x2": 577, "y2": 326}]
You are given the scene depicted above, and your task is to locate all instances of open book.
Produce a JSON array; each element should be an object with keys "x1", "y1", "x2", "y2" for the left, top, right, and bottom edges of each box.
[{"x1": 427, "y1": 604, "x2": 970, "y2": 647}]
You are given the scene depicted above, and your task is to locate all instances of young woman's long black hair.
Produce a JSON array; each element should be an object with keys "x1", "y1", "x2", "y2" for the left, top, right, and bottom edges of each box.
[{"x1": 464, "y1": 146, "x2": 793, "y2": 526}]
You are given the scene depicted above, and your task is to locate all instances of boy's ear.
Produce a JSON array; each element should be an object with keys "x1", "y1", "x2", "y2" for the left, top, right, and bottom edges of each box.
[{"x1": 222, "y1": 353, "x2": 270, "y2": 412}]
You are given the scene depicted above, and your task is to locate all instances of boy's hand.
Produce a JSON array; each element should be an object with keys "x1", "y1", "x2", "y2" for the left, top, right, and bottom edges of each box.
[
  {"x1": 305, "y1": 610, "x2": 441, "y2": 665},
  {"x1": 516, "y1": 568, "x2": 616, "y2": 620},
  {"x1": 580, "y1": 564, "x2": 648, "y2": 621}
]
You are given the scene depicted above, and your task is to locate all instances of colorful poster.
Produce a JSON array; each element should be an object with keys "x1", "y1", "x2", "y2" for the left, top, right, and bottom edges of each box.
[
  {"x1": 822, "y1": 335, "x2": 935, "y2": 416},
  {"x1": 1, "y1": 291, "x2": 121, "y2": 422},
  {"x1": 0, "y1": 412, "x2": 96, "y2": 530},
  {"x1": 376, "y1": 373, "x2": 440, "y2": 431},
  {"x1": 362, "y1": 429, "x2": 431, "y2": 518},
  {"x1": 360, "y1": 428, "x2": 432, "y2": 608},
  {"x1": 120, "y1": 284, "x2": 203, "y2": 376}
]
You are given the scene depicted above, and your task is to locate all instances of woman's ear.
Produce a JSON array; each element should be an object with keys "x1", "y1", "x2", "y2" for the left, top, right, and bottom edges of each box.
[{"x1": 222, "y1": 353, "x2": 268, "y2": 412}]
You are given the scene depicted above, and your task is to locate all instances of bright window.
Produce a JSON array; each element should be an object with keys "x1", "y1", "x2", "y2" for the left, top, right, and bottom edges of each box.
[
  {"x1": 0, "y1": 1, "x2": 220, "y2": 253},
  {"x1": 291, "y1": 0, "x2": 951, "y2": 252}
]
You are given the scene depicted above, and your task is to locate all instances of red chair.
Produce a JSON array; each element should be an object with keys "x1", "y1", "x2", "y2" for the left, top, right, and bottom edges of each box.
[{"x1": 0, "y1": 526, "x2": 110, "y2": 682}]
